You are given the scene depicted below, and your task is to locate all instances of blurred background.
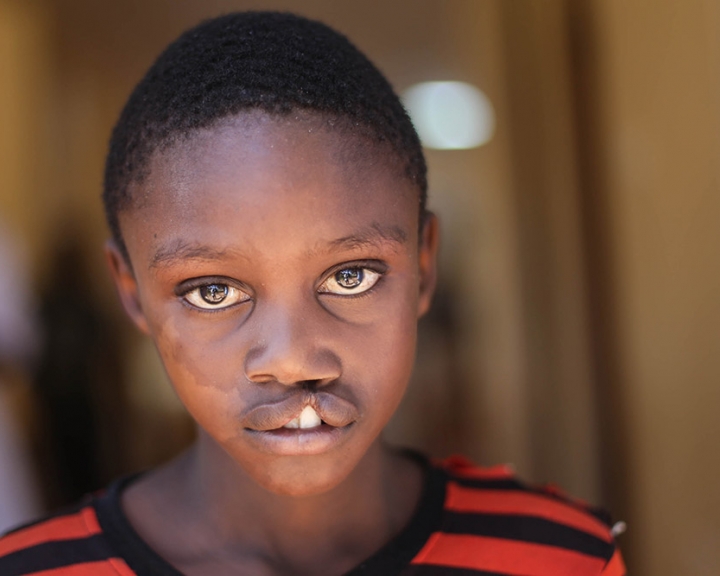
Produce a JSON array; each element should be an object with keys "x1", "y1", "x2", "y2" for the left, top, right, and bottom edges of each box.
[{"x1": 0, "y1": 0, "x2": 718, "y2": 574}]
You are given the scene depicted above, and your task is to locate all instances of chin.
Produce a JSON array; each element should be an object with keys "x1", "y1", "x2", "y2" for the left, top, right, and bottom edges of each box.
[{"x1": 250, "y1": 455, "x2": 358, "y2": 498}]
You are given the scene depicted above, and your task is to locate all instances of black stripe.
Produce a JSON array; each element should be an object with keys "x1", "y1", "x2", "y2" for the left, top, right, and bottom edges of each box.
[
  {"x1": 441, "y1": 512, "x2": 614, "y2": 560},
  {"x1": 450, "y1": 477, "x2": 528, "y2": 491},
  {"x1": 587, "y1": 505, "x2": 614, "y2": 527},
  {"x1": 402, "y1": 565, "x2": 511, "y2": 576},
  {"x1": 0, "y1": 534, "x2": 113, "y2": 576}
]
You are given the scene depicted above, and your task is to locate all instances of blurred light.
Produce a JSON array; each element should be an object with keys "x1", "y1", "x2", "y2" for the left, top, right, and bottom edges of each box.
[{"x1": 402, "y1": 81, "x2": 495, "y2": 150}]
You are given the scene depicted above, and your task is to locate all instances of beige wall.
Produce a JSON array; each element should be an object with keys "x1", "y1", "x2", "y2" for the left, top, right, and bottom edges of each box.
[
  {"x1": 0, "y1": 0, "x2": 56, "y2": 277},
  {"x1": 578, "y1": 0, "x2": 720, "y2": 573}
]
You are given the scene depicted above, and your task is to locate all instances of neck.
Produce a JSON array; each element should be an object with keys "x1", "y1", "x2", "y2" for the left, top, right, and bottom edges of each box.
[{"x1": 141, "y1": 431, "x2": 424, "y2": 573}]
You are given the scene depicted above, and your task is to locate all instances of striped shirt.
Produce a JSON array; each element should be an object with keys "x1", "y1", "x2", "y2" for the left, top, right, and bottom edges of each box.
[{"x1": 0, "y1": 456, "x2": 625, "y2": 575}]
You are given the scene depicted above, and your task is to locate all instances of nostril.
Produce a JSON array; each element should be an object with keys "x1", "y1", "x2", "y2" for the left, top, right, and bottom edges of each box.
[{"x1": 300, "y1": 379, "x2": 323, "y2": 390}]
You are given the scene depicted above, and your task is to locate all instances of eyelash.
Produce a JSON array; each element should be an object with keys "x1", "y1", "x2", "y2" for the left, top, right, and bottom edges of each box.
[{"x1": 176, "y1": 261, "x2": 388, "y2": 312}]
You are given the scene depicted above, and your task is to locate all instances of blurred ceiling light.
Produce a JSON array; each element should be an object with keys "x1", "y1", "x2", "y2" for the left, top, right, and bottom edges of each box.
[{"x1": 402, "y1": 81, "x2": 495, "y2": 150}]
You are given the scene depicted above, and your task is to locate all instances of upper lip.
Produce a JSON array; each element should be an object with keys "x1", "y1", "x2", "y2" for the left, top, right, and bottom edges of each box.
[{"x1": 242, "y1": 390, "x2": 359, "y2": 431}]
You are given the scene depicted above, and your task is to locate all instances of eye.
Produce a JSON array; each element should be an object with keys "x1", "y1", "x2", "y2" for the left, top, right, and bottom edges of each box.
[
  {"x1": 318, "y1": 266, "x2": 382, "y2": 296},
  {"x1": 182, "y1": 282, "x2": 251, "y2": 310}
]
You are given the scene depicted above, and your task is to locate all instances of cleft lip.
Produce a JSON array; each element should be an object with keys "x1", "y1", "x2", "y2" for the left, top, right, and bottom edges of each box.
[{"x1": 242, "y1": 390, "x2": 359, "y2": 432}]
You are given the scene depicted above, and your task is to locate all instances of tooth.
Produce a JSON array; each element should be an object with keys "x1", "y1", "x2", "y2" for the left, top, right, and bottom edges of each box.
[
  {"x1": 283, "y1": 416, "x2": 300, "y2": 429},
  {"x1": 298, "y1": 406, "x2": 321, "y2": 429}
]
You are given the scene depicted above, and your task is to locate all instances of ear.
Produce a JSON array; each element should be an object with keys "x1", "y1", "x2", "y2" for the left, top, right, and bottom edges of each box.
[
  {"x1": 417, "y1": 212, "x2": 440, "y2": 318},
  {"x1": 104, "y1": 240, "x2": 150, "y2": 334}
]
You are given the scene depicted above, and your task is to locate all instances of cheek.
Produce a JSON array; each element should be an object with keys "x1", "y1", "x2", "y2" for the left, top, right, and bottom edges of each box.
[
  {"x1": 152, "y1": 308, "x2": 245, "y2": 390},
  {"x1": 338, "y1": 287, "x2": 419, "y2": 421},
  {"x1": 369, "y1": 315, "x2": 417, "y2": 410},
  {"x1": 150, "y1": 314, "x2": 246, "y2": 441}
]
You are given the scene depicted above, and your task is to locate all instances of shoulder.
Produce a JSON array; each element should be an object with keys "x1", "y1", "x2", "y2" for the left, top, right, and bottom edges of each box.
[
  {"x1": 413, "y1": 456, "x2": 626, "y2": 575},
  {"x1": 0, "y1": 497, "x2": 135, "y2": 576}
]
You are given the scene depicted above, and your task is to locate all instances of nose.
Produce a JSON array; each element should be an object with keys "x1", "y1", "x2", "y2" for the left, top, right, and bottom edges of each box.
[{"x1": 243, "y1": 301, "x2": 341, "y2": 386}]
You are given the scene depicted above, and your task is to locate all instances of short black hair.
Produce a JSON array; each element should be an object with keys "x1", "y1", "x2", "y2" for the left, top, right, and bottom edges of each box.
[{"x1": 103, "y1": 11, "x2": 427, "y2": 258}]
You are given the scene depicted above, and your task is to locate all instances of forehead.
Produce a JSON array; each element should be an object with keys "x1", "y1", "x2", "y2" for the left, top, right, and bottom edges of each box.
[{"x1": 121, "y1": 112, "x2": 418, "y2": 267}]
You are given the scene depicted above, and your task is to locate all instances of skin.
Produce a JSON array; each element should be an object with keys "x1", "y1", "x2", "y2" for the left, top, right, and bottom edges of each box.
[{"x1": 106, "y1": 111, "x2": 439, "y2": 575}]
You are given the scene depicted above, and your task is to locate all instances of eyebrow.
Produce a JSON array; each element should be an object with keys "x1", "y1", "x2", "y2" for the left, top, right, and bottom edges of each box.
[
  {"x1": 150, "y1": 241, "x2": 242, "y2": 269},
  {"x1": 149, "y1": 222, "x2": 408, "y2": 269},
  {"x1": 321, "y1": 222, "x2": 408, "y2": 252}
]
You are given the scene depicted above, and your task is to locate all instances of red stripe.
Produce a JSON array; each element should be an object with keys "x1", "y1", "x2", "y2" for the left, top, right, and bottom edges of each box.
[
  {"x1": 601, "y1": 549, "x2": 626, "y2": 575},
  {"x1": 22, "y1": 559, "x2": 134, "y2": 575},
  {"x1": 440, "y1": 457, "x2": 514, "y2": 479},
  {"x1": 412, "y1": 533, "x2": 607, "y2": 576},
  {"x1": 0, "y1": 507, "x2": 101, "y2": 557},
  {"x1": 446, "y1": 482, "x2": 612, "y2": 542}
]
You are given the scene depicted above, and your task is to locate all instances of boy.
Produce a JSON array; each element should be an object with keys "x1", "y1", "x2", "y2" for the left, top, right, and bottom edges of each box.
[{"x1": 0, "y1": 12, "x2": 625, "y2": 576}]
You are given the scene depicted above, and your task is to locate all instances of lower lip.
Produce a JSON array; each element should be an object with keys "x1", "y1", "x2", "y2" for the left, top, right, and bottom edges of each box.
[{"x1": 244, "y1": 423, "x2": 354, "y2": 456}]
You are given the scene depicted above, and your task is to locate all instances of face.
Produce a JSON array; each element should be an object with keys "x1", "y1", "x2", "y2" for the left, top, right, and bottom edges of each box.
[{"x1": 107, "y1": 112, "x2": 438, "y2": 496}]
